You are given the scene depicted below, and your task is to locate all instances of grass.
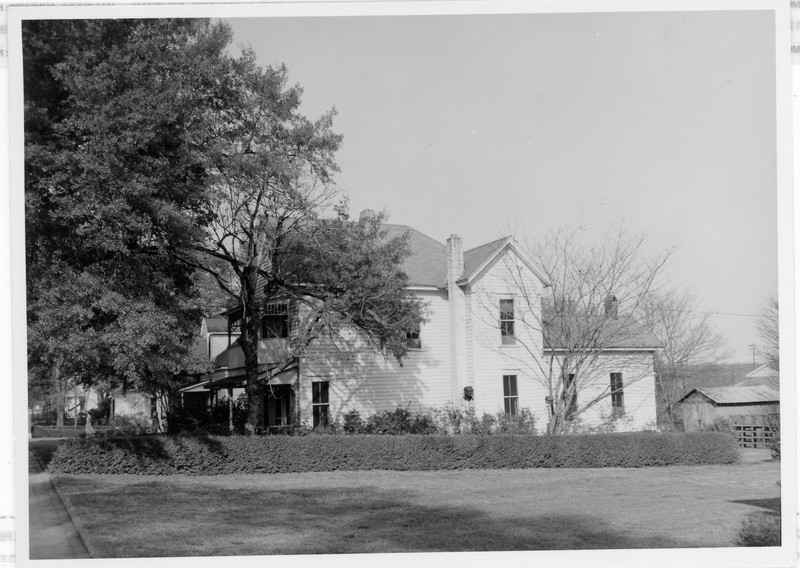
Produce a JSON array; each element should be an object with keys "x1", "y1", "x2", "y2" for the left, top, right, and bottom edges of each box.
[{"x1": 39, "y1": 445, "x2": 781, "y2": 557}]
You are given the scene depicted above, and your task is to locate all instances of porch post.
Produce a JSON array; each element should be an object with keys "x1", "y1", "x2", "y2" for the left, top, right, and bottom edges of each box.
[{"x1": 228, "y1": 387, "x2": 234, "y2": 434}]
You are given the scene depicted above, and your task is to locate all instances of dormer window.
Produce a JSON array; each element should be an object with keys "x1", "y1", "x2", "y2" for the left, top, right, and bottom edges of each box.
[{"x1": 261, "y1": 303, "x2": 288, "y2": 339}]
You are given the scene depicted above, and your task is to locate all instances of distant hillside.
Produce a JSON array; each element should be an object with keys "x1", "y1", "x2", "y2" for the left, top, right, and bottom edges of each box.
[{"x1": 681, "y1": 362, "x2": 757, "y2": 392}]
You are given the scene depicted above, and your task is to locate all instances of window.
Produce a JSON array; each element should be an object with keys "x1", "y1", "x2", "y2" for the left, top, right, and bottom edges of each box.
[
  {"x1": 564, "y1": 374, "x2": 578, "y2": 420},
  {"x1": 405, "y1": 329, "x2": 421, "y2": 349},
  {"x1": 312, "y1": 381, "x2": 329, "y2": 427},
  {"x1": 261, "y1": 303, "x2": 288, "y2": 339},
  {"x1": 500, "y1": 299, "x2": 515, "y2": 345},
  {"x1": 503, "y1": 374, "x2": 518, "y2": 417},
  {"x1": 610, "y1": 372, "x2": 625, "y2": 416}
]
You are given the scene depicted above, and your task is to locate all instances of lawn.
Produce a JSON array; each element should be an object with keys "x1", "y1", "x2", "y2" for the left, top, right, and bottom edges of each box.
[{"x1": 46, "y1": 448, "x2": 781, "y2": 557}]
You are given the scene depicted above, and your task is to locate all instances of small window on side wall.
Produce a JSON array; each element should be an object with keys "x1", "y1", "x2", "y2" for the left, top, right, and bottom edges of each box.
[
  {"x1": 405, "y1": 329, "x2": 421, "y2": 349},
  {"x1": 312, "y1": 381, "x2": 330, "y2": 428},
  {"x1": 500, "y1": 299, "x2": 515, "y2": 345},
  {"x1": 503, "y1": 374, "x2": 518, "y2": 417},
  {"x1": 610, "y1": 372, "x2": 624, "y2": 416}
]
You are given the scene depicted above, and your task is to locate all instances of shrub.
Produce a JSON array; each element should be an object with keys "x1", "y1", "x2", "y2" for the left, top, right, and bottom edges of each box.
[
  {"x1": 342, "y1": 409, "x2": 365, "y2": 434},
  {"x1": 765, "y1": 415, "x2": 780, "y2": 460},
  {"x1": 48, "y1": 431, "x2": 740, "y2": 475},
  {"x1": 112, "y1": 412, "x2": 154, "y2": 435},
  {"x1": 88, "y1": 397, "x2": 113, "y2": 426},
  {"x1": 701, "y1": 418, "x2": 736, "y2": 434},
  {"x1": 736, "y1": 512, "x2": 781, "y2": 546},
  {"x1": 166, "y1": 408, "x2": 209, "y2": 435},
  {"x1": 209, "y1": 394, "x2": 248, "y2": 434},
  {"x1": 494, "y1": 408, "x2": 538, "y2": 435},
  {"x1": 364, "y1": 406, "x2": 437, "y2": 435},
  {"x1": 429, "y1": 404, "x2": 537, "y2": 435}
]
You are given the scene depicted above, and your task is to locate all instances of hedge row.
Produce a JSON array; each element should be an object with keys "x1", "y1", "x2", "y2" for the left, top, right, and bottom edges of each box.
[
  {"x1": 48, "y1": 432, "x2": 739, "y2": 475},
  {"x1": 31, "y1": 425, "x2": 117, "y2": 439}
]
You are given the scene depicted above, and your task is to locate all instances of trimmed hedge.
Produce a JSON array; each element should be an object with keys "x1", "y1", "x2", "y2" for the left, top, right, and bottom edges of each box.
[
  {"x1": 48, "y1": 432, "x2": 739, "y2": 475},
  {"x1": 31, "y1": 425, "x2": 118, "y2": 439}
]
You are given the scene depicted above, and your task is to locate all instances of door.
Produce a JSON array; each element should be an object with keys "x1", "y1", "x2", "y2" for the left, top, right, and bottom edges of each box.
[{"x1": 264, "y1": 384, "x2": 295, "y2": 428}]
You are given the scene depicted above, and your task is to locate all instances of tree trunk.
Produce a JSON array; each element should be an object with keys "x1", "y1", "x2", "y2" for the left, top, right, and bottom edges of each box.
[
  {"x1": 53, "y1": 363, "x2": 64, "y2": 428},
  {"x1": 240, "y1": 266, "x2": 263, "y2": 436}
]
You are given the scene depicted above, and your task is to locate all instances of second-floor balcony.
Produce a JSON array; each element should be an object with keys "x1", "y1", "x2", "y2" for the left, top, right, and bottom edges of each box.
[{"x1": 209, "y1": 338, "x2": 294, "y2": 388}]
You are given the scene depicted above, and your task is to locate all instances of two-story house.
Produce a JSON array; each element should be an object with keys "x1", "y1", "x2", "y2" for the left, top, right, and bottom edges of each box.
[{"x1": 204, "y1": 211, "x2": 660, "y2": 432}]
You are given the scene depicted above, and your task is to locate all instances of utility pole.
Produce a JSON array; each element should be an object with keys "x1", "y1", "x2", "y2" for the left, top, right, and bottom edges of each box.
[{"x1": 749, "y1": 343, "x2": 757, "y2": 370}]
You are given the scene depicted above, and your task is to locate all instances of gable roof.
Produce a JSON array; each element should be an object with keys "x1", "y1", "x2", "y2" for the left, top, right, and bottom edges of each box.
[
  {"x1": 678, "y1": 385, "x2": 780, "y2": 405},
  {"x1": 462, "y1": 237, "x2": 508, "y2": 279},
  {"x1": 383, "y1": 224, "x2": 447, "y2": 287},
  {"x1": 459, "y1": 236, "x2": 550, "y2": 287},
  {"x1": 745, "y1": 363, "x2": 779, "y2": 379},
  {"x1": 203, "y1": 318, "x2": 228, "y2": 334}
]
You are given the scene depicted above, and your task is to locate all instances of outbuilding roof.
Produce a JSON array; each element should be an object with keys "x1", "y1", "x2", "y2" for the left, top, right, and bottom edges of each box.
[
  {"x1": 678, "y1": 385, "x2": 780, "y2": 405},
  {"x1": 543, "y1": 316, "x2": 662, "y2": 351}
]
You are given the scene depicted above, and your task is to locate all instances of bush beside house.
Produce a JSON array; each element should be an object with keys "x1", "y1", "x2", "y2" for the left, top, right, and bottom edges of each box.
[{"x1": 48, "y1": 431, "x2": 739, "y2": 475}]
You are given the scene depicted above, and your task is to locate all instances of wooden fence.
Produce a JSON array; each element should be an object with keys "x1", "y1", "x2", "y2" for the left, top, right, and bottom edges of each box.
[{"x1": 730, "y1": 414, "x2": 779, "y2": 449}]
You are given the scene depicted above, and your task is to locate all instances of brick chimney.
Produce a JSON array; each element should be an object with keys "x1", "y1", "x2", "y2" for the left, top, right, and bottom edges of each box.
[
  {"x1": 446, "y1": 234, "x2": 464, "y2": 286},
  {"x1": 604, "y1": 295, "x2": 619, "y2": 319},
  {"x1": 446, "y1": 234, "x2": 467, "y2": 402}
]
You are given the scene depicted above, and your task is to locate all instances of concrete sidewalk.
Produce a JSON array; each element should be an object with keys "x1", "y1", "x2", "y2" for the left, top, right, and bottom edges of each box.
[{"x1": 28, "y1": 444, "x2": 90, "y2": 559}]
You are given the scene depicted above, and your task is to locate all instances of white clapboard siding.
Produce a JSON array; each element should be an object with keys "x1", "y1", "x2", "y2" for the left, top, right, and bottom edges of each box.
[
  {"x1": 298, "y1": 290, "x2": 453, "y2": 422},
  {"x1": 467, "y1": 248, "x2": 549, "y2": 420},
  {"x1": 549, "y1": 352, "x2": 658, "y2": 431}
]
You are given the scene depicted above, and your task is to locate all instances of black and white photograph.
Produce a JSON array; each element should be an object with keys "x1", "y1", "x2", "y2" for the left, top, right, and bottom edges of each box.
[{"x1": 6, "y1": 1, "x2": 796, "y2": 566}]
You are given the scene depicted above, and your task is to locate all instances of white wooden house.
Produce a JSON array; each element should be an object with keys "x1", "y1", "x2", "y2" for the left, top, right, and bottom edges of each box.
[{"x1": 204, "y1": 212, "x2": 660, "y2": 432}]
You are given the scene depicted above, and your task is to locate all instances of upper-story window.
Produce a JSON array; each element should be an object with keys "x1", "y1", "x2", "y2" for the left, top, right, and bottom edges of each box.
[
  {"x1": 500, "y1": 299, "x2": 515, "y2": 345},
  {"x1": 261, "y1": 303, "x2": 289, "y2": 339},
  {"x1": 405, "y1": 329, "x2": 421, "y2": 349}
]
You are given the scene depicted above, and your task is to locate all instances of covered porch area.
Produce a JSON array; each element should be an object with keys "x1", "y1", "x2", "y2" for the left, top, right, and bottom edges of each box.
[{"x1": 206, "y1": 339, "x2": 299, "y2": 434}]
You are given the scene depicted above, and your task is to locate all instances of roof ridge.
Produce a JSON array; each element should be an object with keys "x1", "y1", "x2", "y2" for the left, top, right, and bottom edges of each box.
[
  {"x1": 382, "y1": 223, "x2": 446, "y2": 248},
  {"x1": 464, "y1": 235, "x2": 511, "y2": 254}
]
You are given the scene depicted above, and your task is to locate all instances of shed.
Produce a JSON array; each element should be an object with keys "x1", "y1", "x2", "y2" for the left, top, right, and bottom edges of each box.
[
  {"x1": 736, "y1": 363, "x2": 779, "y2": 391},
  {"x1": 679, "y1": 385, "x2": 780, "y2": 432}
]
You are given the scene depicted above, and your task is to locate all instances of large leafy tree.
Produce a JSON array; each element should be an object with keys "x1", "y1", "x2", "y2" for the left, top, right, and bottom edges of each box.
[
  {"x1": 25, "y1": 20, "x2": 425, "y2": 434},
  {"x1": 188, "y1": 52, "x2": 426, "y2": 434},
  {"x1": 24, "y1": 20, "x2": 231, "y2": 419}
]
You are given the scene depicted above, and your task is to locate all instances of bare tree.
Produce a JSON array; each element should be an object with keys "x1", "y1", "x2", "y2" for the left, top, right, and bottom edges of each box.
[
  {"x1": 757, "y1": 295, "x2": 779, "y2": 371},
  {"x1": 474, "y1": 227, "x2": 673, "y2": 434},
  {"x1": 639, "y1": 288, "x2": 729, "y2": 429}
]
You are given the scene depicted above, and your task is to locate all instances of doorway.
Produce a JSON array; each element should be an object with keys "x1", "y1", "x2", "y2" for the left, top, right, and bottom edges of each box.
[{"x1": 264, "y1": 384, "x2": 295, "y2": 428}]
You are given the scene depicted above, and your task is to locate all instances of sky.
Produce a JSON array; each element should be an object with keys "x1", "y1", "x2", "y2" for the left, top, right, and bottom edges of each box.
[{"x1": 225, "y1": 11, "x2": 779, "y2": 363}]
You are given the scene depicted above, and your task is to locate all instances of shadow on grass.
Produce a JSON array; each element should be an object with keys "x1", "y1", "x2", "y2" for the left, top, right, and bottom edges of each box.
[
  {"x1": 29, "y1": 439, "x2": 63, "y2": 468},
  {"x1": 60, "y1": 481, "x2": 690, "y2": 557},
  {"x1": 730, "y1": 498, "x2": 781, "y2": 514}
]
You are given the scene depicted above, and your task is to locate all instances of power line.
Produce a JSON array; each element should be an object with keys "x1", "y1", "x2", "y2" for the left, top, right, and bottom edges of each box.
[{"x1": 688, "y1": 310, "x2": 760, "y2": 318}]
